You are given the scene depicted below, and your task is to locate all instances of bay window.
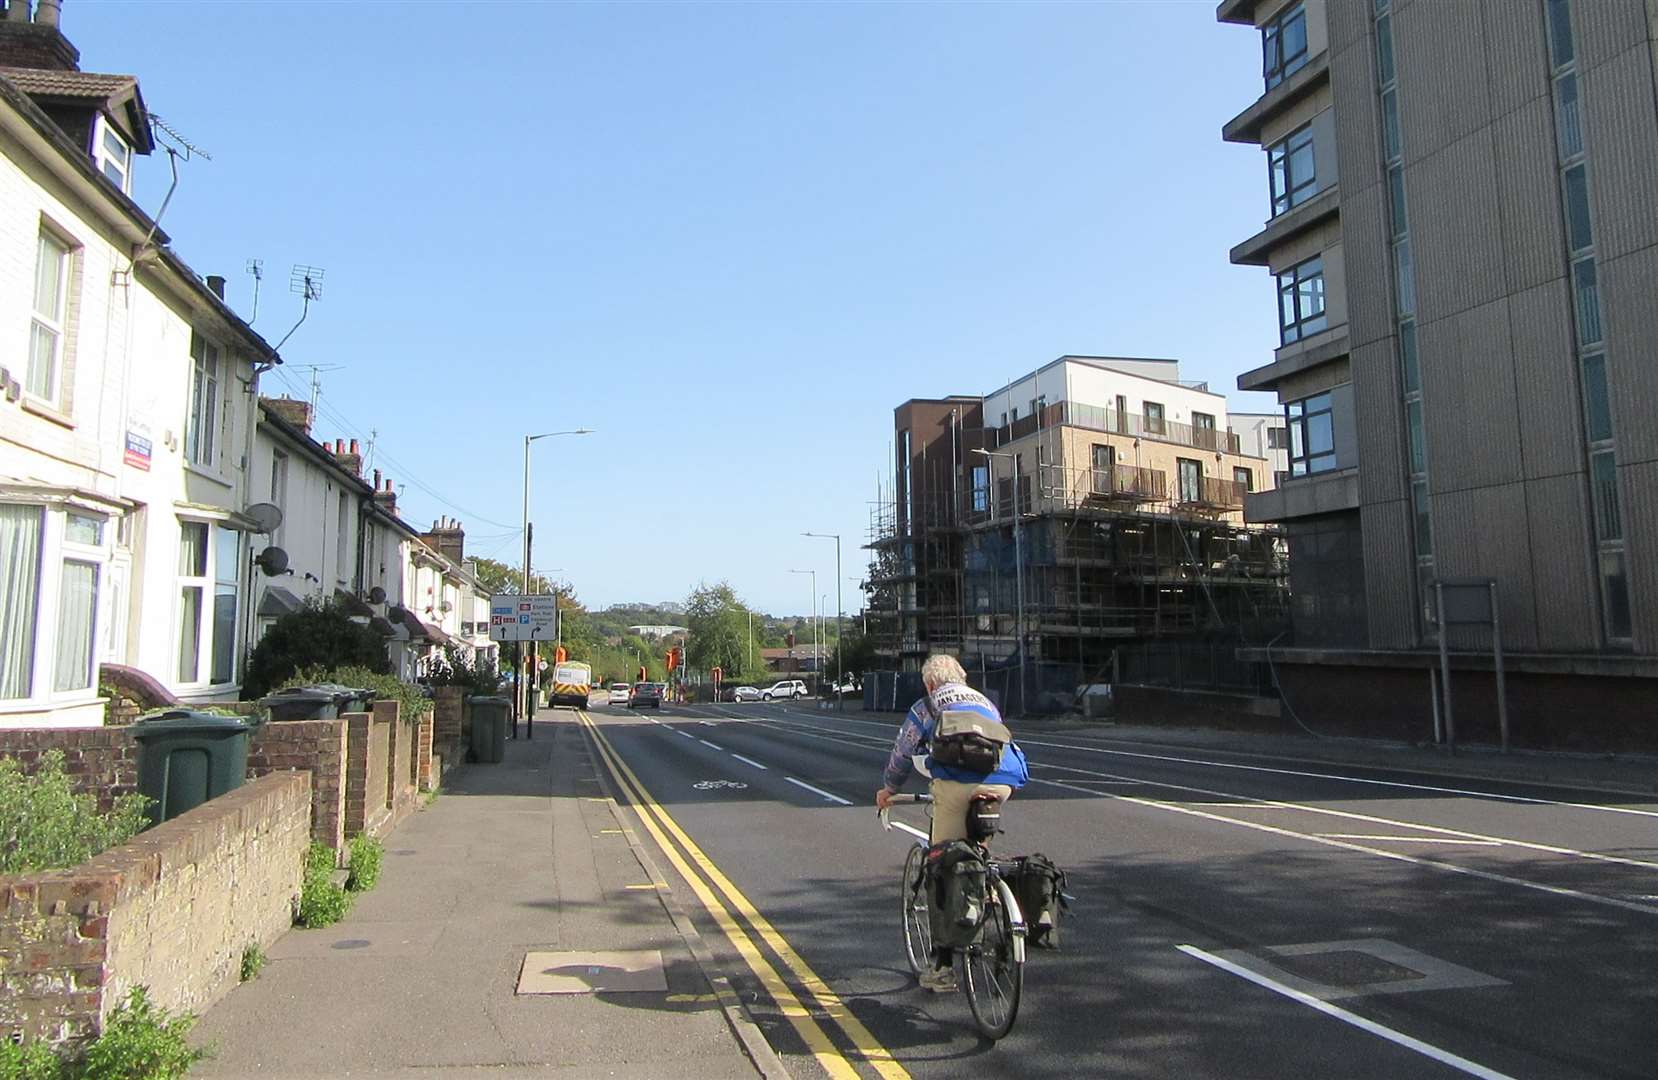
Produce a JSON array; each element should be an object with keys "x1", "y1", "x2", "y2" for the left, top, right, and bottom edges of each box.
[
  {"x1": 0, "y1": 505, "x2": 44, "y2": 699},
  {"x1": 0, "y1": 501, "x2": 112, "y2": 704}
]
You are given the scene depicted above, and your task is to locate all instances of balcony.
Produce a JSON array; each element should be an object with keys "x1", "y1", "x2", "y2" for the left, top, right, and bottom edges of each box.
[
  {"x1": 1088, "y1": 464, "x2": 1166, "y2": 503},
  {"x1": 1176, "y1": 476, "x2": 1247, "y2": 511},
  {"x1": 989, "y1": 401, "x2": 1244, "y2": 456}
]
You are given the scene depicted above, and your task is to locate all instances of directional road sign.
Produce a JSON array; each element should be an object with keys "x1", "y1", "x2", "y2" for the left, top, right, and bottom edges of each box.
[{"x1": 489, "y1": 595, "x2": 559, "y2": 642}]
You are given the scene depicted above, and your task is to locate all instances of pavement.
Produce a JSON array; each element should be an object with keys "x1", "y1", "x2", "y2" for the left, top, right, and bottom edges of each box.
[{"x1": 192, "y1": 713, "x2": 781, "y2": 1079}]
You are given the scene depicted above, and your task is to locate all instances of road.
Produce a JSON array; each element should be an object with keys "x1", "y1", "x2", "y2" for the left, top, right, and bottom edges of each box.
[{"x1": 574, "y1": 698, "x2": 1658, "y2": 1079}]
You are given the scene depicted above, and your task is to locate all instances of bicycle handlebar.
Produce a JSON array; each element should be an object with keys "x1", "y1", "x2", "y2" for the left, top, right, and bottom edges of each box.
[{"x1": 877, "y1": 792, "x2": 932, "y2": 831}]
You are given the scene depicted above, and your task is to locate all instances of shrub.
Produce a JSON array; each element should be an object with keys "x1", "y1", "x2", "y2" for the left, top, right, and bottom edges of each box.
[
  {"x1": 241, "y1": 600, "x2": 390, "y2": 701},
  {"x1": 290, "y1": 665, "x2": 428, "y2": 725},
  {"x1": 0, "y1": 1040, "x2": 64, "y2": 1080},
  {"x1": 77, "y1": 987, "x2": 206, "y2": 1080},
  {"x1": 296, "y1": 842, "x2": 351, "y2": 929},
  {"x1": 239, "y1": 943, "x2": 265, "y2": 983},
  {"x1": 345, "y1": 835, "x2": 383, "y2": 893},
  {"x1": 0, "y1": 752, "x2": 150, "y2": 873},
  {"x1": 423, "y1": 645, "x2": 500, "y2": 696}
]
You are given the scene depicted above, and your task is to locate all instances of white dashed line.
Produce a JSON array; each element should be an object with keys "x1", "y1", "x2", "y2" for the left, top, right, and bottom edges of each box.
[
  {"x1": 699, "y1": 739, "x2": 723, "y2": 750},
  {"x1": 730, "y1": 754, "x2": 768, "y2": 770},
  {"x1": 785, "y1": 777, "x2": 852, "y2": 806},
  {"x1": 677, "y1": 731, "x2": 696, "y2": 741}
]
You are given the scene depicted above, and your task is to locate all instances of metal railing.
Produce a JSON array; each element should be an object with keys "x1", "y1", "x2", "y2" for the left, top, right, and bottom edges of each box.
[{"x1": 989, "y1": 401, "x2": 1244, "y2": 456}]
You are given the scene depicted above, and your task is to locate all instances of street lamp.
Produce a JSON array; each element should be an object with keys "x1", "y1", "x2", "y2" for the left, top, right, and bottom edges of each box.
[
  {"x1": 787, "y1": 568, "x2": 817, "y2": 685},
  {"x1": 520, "y1": 428, "x2": 591, "y2": 730},
  {"x1": 974, "y1": 448, "x2": 1026, "y2": 717},
  {"x1": 804, "y1": 532, "x2": 843, "y2": 709}
]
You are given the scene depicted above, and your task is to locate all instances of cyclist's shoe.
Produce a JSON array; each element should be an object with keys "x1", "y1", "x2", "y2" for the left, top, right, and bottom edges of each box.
[{"x1": 919, "y1": 966, "x2": 958, "y2": 994}]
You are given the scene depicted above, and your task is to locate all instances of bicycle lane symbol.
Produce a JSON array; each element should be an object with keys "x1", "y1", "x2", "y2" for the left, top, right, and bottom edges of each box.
[{"x1": 692, "y1": 780, "x2": 749, "y2": 791}]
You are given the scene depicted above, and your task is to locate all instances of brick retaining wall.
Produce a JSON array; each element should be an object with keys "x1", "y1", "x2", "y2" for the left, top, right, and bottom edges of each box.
[
  {"x1": 246, "y1": 719, "x2": 347, "y2": 851},
  {"x1": 0, "y1": 772, "x2": 310, "y2": 1048},
  {"x1": 0, "y1": 729, "x2": 139, "y2": 813}
]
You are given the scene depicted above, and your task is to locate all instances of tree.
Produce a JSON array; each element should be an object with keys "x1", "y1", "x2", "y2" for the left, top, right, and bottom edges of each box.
[
  {"x1": 685, "y1": 582, "x2": 768, "y2": 683},
  {"x1": 242, "y1": 599, "x2": 391, "y2": 699}
]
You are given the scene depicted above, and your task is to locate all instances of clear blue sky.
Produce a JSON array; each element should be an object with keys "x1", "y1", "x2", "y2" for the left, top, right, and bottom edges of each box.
[{"x1": 78, "y1": 0, "x2": 1277, "y2": 616}]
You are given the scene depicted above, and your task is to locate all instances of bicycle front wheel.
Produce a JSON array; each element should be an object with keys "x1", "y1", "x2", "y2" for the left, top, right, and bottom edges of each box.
[
  {"x1": 962, "y1": 883, "x2": 1022, "y2": 1040},
  {"x1": 900, "y1": 843, "x2": 933, "y2": 976}
]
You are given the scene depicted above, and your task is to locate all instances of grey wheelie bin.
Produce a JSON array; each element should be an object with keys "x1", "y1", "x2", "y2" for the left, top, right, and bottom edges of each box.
[
  {"x1": 468, "y1": 695, "x2": 511, "y2": 763},
  {"x1": 261, "y1": 686, "x2": 340, "y2": 722},
  {"x1": 132, "y1": 709, "x2": 256, "y2": 825}
]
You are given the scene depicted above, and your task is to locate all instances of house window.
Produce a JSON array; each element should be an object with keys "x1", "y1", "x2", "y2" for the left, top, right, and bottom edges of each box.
[
  {"x1": 971, "y1": 465, "x2": 989, "y2": 512},
  {"x1": 1091, "y1": 444, "x2": 1115, "y2": 494},
  {"x1": 1277, "y1": 256, "x2": 1327, "y2": 344},
  {"x1": 177, "y1": 522, "x2": 208, "y2": 682},
  {"x1": 28, "y1": 231, "x2": 71, "y2": 405},
  {"x1": 53, "y1": 515, "x2": 102, "y2": 693},
  {"x1": 1234, "y1": 466, "x2": 1254, "y2": 492},
  {"x1": 186, "y1": 333, "x2": 220, "y2": 467},
  {"x1": 1193, "y1": 411, "x2": 1216, "y2": 449},
  {"x1": 336, "y1": 490, "x2": 350, "y2": 581},
  {"x1": 178, "y1": 520, "x2": 241, "y2": 685},
  {"x1": 0, "y1": 505, "x2": 44, "y2": 699},
  {"x1": 1144, "y1": 402, "x2": 1165, "y2": 435},
  {"x1": 94, "y1": 116, "x2": 132, "y2": 194},
  {"x1": 1263, "y1": 3, "x2": 1308, "y2": 90},
  {"x1": 1267, "y1": 427, "x2": 1288, "y2": 449},
  {"x1": 1268, "y1": 124, "x2": 1317, "y2": 216},
  {"x1": 269, "y1": 450, "x2": 288, "y2": 544},
  {"x1": 1010, "y1": 407, "x2": 1019, "y2": 423},
  {"x1": 1177, "y1": 458, "x2": 1202, "y2": 503},
  {"x1": 211, "y1": 527, "x2": 239, "y2": 684},
  {"x1": 1286, "y1": 392, "x2": 1337, "y2": 476}
]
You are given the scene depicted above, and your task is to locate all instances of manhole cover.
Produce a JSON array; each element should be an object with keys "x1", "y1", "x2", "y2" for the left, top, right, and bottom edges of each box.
[
  {"x1": 1270, "y1": 949, "x2": 1424, "y2": 987},
  {"x1": 332, "y1": 939, "x2": 372, "y2": 951}
]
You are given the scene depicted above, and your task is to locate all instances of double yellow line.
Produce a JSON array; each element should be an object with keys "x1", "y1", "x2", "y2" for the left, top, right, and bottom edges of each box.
[{"x1": 578, "y1": 710, "x2": 908, "y2": 1080}]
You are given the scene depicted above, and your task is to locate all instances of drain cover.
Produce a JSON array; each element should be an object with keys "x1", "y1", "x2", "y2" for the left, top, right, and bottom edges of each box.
[{"x1": 1271, "y1": 949, "x2": 1424, "y2": 987}]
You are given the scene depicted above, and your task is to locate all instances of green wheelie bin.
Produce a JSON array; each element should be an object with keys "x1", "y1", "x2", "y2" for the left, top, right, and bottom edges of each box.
[{"x1": 131, "y1": 709, "x2": 256, "y2": 826}]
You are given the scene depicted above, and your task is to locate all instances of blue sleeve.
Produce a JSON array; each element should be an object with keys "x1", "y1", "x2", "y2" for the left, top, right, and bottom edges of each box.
[{"x1": 882, "y1": 703, "x2": 931, "y2": 792}]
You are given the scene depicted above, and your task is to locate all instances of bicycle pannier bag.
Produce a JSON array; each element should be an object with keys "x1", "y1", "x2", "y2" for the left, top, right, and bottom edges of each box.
[
  {"x1": 1009, "y1": 852, "x2": 1069, "y2": 949},
  {"x1": 930, "y1": 706, "x2": 1012, "y2": 775},
  {"x1": 925, "y1": 840, "x2": 988, "y2": 949}
]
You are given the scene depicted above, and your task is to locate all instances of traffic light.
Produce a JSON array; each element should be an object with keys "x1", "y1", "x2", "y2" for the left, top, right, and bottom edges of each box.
[
  {"x1": 638, "y1": 665, "x2": 647, "y2": 682},
  {"x1": 554, "y1": 645, "x2": 567, "y2": 664},
  {"x1": 666, "y1": 649, "x2": 678, "y2": 673}
]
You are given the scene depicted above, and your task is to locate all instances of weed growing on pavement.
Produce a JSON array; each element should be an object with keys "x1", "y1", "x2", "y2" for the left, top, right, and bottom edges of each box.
[
  {"x1": 77, "y1": 987, "x2": 206, "y2": 1080},
  {"x1": 0, "y1": 1039, "x2": 64, "y2": 1080},
  {"x1": 239, "y1": 943, "x2": 265, "y2": 982},
  {"x1": 422, "y1": 786, "x2": 441, "y2": 807},
  {"x1": 0, "y1": 752, "x2": 149, "y2": 873},
  {"x1": 345, "y1": 835, "x2": 383, "y2": 893},
  {"x1": 296, "y1": 842, "x2": 351, "y2": 928}
]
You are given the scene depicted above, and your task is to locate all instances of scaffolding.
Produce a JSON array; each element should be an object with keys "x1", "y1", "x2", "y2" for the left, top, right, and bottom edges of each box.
[{"x1": 864, "y1": 463, "x2": 1288, "y2": 708}]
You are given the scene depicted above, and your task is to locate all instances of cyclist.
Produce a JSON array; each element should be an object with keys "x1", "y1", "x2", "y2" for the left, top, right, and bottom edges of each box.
[{"x1": 875, "y1": 653, "x2": 1029, "y2": 992}]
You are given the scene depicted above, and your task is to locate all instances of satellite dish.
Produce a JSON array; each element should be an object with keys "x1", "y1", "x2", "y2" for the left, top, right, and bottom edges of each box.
[
  {"x1": 254, "y1": 546, "x2": 290, "y2": 577},
  {"x1": 243, "y1": 502, "x2": 284, "y2": 534},
  {"x1": 367, "y1": 586, "x2": 387, "y2": 604}
]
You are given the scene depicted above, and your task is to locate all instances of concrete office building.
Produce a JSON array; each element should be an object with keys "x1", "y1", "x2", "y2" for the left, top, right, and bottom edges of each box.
[{"x1": 1218, "y1": 0, "x2": 1658, "y2": 746}]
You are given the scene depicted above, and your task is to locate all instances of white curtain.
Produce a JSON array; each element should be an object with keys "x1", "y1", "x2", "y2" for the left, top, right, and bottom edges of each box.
[
  {"x1": 53, "y1": 560, "x2": 97, "y2": 692},
  {"x1": 0, "y1": 506, "x2": 43, "y2": 699}
]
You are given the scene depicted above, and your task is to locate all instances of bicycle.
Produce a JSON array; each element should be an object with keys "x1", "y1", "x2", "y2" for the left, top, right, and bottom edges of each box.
[{"x1": 879, "y1": 792, "x2": 1026, "y2": 1040}]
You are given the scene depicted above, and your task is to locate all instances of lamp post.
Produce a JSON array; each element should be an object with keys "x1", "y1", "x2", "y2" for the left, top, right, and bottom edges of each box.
[
  {"x1": 788, "y1": 568, "x2": 816, "y2": 686},
  {"x1": 974, "y1": 448, "x2": 1026, "y2": 717},
  {"x1": 521, "y1": 429, "x2": 591, "y2": 729},
  {"x1": 804, "y1": 532, "x2": 843, "y2": 709}
]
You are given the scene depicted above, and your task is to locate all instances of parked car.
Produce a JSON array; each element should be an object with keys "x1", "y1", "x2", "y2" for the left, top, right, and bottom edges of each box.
[
  {"x1": 761, "y1": 679, "x2": 808, "y2": 701},
  {"x1": 608, "y1": 683, "x2": 631, "y2": 705},
  {"x1": 726, "y1": 685, "x2": 761, "y2": 702},
  {"x1": 629, "y1": 682, "x2": 664, "y2": 709}
]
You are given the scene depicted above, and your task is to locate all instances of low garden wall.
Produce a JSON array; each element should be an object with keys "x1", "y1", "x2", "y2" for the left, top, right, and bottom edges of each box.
[
  {"x1": 343, "y1": 703, "x2": 427, "y2": 841},
  {"x1": 247, "y1": 719, "x2": 347, "y2": 851},
  {"x1": 0, "y1": 772, "x2": 310, "y2": 1047}
]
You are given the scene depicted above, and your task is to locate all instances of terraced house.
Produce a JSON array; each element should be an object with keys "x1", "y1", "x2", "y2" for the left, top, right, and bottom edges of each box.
[
  {"x1": 0, "y1": 0, "x2": 283, "y2": 726},
  {"x1": 1219, "y1": 0, "x2": 1658, "y2": 744}
]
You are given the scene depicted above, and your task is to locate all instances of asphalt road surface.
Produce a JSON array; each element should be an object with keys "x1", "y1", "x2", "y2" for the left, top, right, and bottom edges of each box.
[{"x1": 575, "y1": 698, "x2": 1658, "y2": 1080}]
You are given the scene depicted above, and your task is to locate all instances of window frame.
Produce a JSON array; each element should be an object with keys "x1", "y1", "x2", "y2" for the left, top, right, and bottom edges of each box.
[
  {"x1": 0, "y1": 500, "x2": 112, "y2": 707},
  {"x1": 1262, "y1": 3, "x2": 1309, "y2": 90},
  {"x1": 27, "y1": 229, "x2": 72, "y2": 408},
  {"x1": 1285, "y1": 392, "x2": 1337, "y2": 477},
  {"x1": 1176, "y1": 458, "x2": 1203, "y2": 504},
  {"x1": 1267, "y1": 123, "x2": 1318, "y2": 217},
  {"x1": 1143, "y1": 401, "x2": 1166, "y2": 435},
  {"x1": 92, "y1": 114, "x2": 132, "y2": 194},
  {"x1": 1276, "y1": 256, "x2": 1328, "y2": 345},
  {"x1": 186, "y1": 332, "x2": 221, "y2": 468},
  {"x1": 1233, "y1": 466, "x2": 1254, "y2": 492},
  {"x1": 1266, "y1": 426, "x2": 1288, "y2": 450}
]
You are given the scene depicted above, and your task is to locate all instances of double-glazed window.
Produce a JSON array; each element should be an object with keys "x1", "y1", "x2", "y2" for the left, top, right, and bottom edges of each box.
[
  {"x1": 971, "y1": 465, "x2": 989, "y2": 513},
  {"x1": 186, "y1": 333, "x2": 221, "y2": 467},
  {"x1": 28, "y1": 230, "x2": 71, "y2": 406},
  {"x1": 1234, "y1": 467, "x2": 1254, "y2": 492},
  {"x1": 1262, "y1": 4, "x2": 1308, "y2": 90},
  {"x1": 1285, "y1": 392, "x2": 1336, "y2": 476},
  {"x1": 1268, "y1": 125, "x2": 1317, "y2": 216},
  {"x1": 0, "y1": 503, "x2": 111, "y2": 702},
  {"x1": 1177, "y1": 459, "x2": 1202, "y2": 504},
  {"x1": 1143, "y1": 401, "x2": 1165, "y2": 435},
  {"x1": 177, "y1": 521, "x2": 241, "y2": 685},
  {"x1": 1090, "y1": 444, "x2": 1115, "y2": 494},
  {"x1": 1277, "y1": 257, "x2": 1327, "y2": 344},
  {"x1": 1267, "y1": 427, "x2": 1288, "y2": 450},
  {"x1": 94, "y1": 116, "x2": 132, "y2": 194}
]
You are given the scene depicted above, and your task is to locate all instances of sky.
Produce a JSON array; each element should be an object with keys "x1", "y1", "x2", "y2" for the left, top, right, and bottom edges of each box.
[{"x1": 75, "y1": 0, "x2": 1279, "y2": 617}]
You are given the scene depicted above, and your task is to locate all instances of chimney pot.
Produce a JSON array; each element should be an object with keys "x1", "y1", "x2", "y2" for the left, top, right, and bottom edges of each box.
[
  {"x1": 349, "y1": 438, "x2": 360, "y2": 454},
  {"x1": 6, "y1": 2, "x2": 32, "y2": 24},
  {"x1": 205, "y1": 275, "x2": 226, "y2": 299},
  {"x1": 34, "y1": 0, "x2": 58, "y2": 28},
  {"x1": 373, "y1": 468, "x2": 382, "y2": 489}
]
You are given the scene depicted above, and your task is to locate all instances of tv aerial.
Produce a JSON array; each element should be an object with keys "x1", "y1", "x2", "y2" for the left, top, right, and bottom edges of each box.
[{"x1": 272, "y1": 263, "x2": 326, "y2": 352}]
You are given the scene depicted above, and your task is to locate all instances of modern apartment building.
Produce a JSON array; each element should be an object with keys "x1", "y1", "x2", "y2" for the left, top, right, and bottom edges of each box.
[
  {"x1": 866, "y1": 356, "x2": 1285, "y2": 712},
  {"x1": 1219, "y1": 0, "x2": 1658, "y2": 745}
]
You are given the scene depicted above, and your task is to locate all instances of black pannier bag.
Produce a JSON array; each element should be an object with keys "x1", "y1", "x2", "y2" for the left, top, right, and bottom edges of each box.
[
  {"x1": 925, "y1": 840, "x2": 989, "y2": 949},
  {"x1": 1008, "y1": 852, "x2": 1070, "y2": 949},
  {"x1": 930, "y1": 706, "x2": 1012, "y2": 775}
]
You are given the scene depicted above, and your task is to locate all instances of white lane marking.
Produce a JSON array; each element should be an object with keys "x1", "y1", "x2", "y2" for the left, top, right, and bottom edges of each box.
[
  {"x1": 699, "y1": 739, "x2": 724, "y2": 750},
  {"x1": 730, "y1": 754, "x2": 769, "y2": 771},
  {"x1": 1178, "y1": 945, "x2": 1518, "y2": 1080},
  {"x1": 1029, "y1": 775, "x2": 1658, "y2": 918},
  {"x1": 785, "y1": 777, "x2": 853, "y2": 806},
  {"x1": 700, "y1": 721, "x2": 716, "y2": 727},
  {"x1": 677, "y1": 731, "x2": 696, "y2": 741},
  {"x1": 888, "y1": 820, "x2": 930, "y2": 843},
  {"x1": 1319, "y1": 834, "x2": 1503, "y2": 846}
]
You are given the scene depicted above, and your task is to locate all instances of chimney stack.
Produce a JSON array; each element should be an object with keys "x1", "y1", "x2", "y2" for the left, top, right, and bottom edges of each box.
[
  {"x1": 0, "y1": 0, "x2": 79, "y2": 70},
  {"x1": 206, "y1": 275, "x2": 226, "y2": 299},
  {"x1": 260, "y1": 395, "x2": 314, "y2": 436},
  {"x1": 373, "y1": 477, "x2": 397, "y2": 516},
  {"x1": 421, "y1": 518, "x2": 466, "y2": 565},
  {"x1": 333, "y1": 437, "x2": 363, "y2": 478}
]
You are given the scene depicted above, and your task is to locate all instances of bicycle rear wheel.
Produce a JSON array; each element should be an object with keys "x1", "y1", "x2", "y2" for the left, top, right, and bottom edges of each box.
[
  {"x1": 962, "y1": 884, "x2": 1022, "y2": 1040},
  {"x1": 901, "y1": 843, "x2": 933, "y2": 976}
]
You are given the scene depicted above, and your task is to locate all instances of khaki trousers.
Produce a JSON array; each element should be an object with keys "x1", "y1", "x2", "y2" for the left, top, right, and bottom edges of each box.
[{"x1": 929, "y1": 779, "x2": 1014, "y2": 845}]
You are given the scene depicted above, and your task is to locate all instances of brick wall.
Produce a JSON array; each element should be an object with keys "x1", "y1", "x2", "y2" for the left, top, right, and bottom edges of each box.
[
  {"x1": 96, "y1": 665, "x2": 179, "y2": 727},
  {"x1": 0, "y1": 729, "x2": 138, "y2": 813},
  {"x1": 246, "y1": 719, "x2": 346, "y2": 851},
  {"x1": 0, "y1": 773, "x2": 310, "y2": 1048},
  {"x1": 415, "y1": 707, "x2": 435, "y2": 791}
]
